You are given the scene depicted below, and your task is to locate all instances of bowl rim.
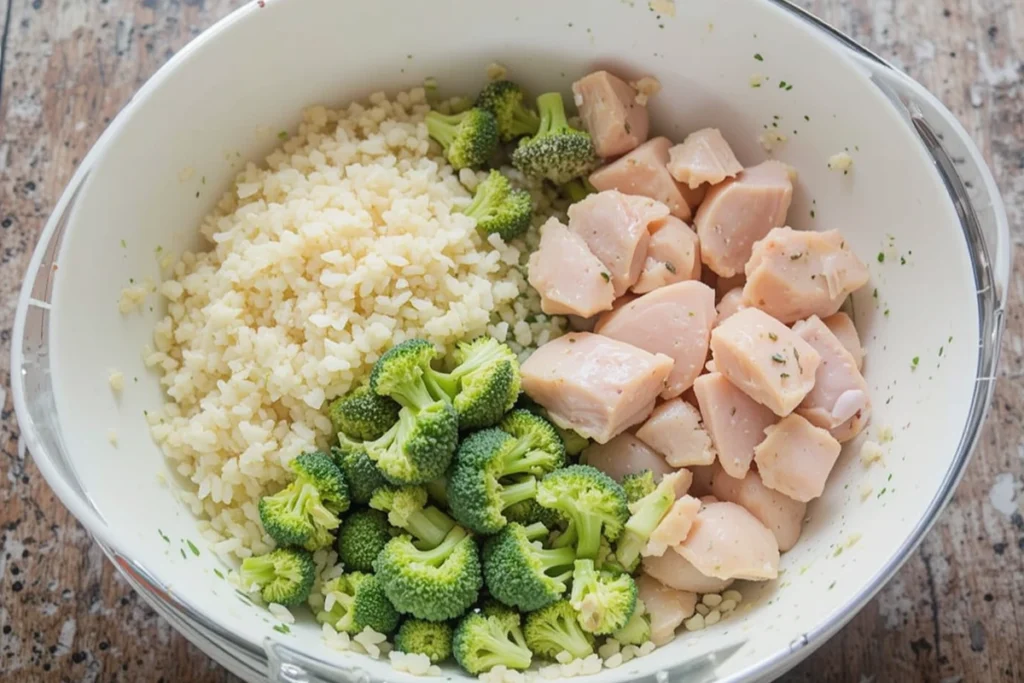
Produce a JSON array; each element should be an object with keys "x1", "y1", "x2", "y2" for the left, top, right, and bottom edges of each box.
[{"x1": 10, "y1": 1, "x2": 1009, "y2": 681}]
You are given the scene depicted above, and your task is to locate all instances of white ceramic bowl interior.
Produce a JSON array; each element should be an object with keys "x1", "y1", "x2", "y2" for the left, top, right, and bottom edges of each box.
[{"x1": 13, "y1": 0, "x2": 1008, "y2": 681}]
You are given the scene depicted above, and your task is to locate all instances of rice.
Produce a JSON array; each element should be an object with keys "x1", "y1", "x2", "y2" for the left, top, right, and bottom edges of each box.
[{"x1": 145, "y1": 87, "x2": 566, "y2": 558}]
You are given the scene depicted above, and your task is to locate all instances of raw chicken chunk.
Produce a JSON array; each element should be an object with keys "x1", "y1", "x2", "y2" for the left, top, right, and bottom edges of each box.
[
  {"x1": 694, "y1": 160, "x2": 793, "y2": 278},
  {"x1": 743, "y1": 227, "x2": 870, "y2": 323},
  {"x1": 710, "y1": 308, "x2": 821, "y2": 417},
  {"x1": 581, "y1": 433, "x2": 676, "y2": 483},
  {"x1": 589, "y1": 137, "x2": 706, "y2": 221},
  {"x1": 632, "y1": 216, "x2": 701, "y2": 294},
  {"x1": 794, "y1": 315, "x2": 871, "y2": 442},
  {"x1": 636, "y1": 574, "x2": 697, "y2": 646},
  {"x1": 715, "y1": 287, "x2": 746, "y2": 326},
  {"x1": 567, "y1": 191, "x2": 669, "y2": 297},
  {"x1": 642, "y1": 548, "x2": 734, "y2": 594},
  {"x1": 521, "y1": 332, "x2": 674, "y2": 444},
  {"x1": 635, "y1": 398, "x2": 716, "y2": 467},
  {"x1": 676, "y1": 501, "x2": 780, "y2": 581},
  {"x1": 527, "y1": 218, "x2": 615, "y2": 317},
  {"x1": 646, "y1": 495, "x2": 702, "y2": 556},
  {"x1": 753, "y1": 413, "x2": 842, "y2": 502},
  {"x1": 667, "y1": 128, "x2": 743, "y2": 189},
  {"x1": 823, "y1": 312, "x2": 864, "y2": 371},
  {"x1": 696, "y1": 462, "x2": 806, "y2": 552},
  {"x1": 572, "y1": 70, "x2": 650, "y2": 158},
  {"x1": 692, "y1": 372, "x2": 777, "y2": 478},
  {"x1": 595, "y1": 280, "x2": 716, "y2": 398}
]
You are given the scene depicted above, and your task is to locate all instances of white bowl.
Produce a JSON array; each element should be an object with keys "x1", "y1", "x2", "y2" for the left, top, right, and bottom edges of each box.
[{"x1": 12, "y1": 0, "x2": 1008, "y2": 681}]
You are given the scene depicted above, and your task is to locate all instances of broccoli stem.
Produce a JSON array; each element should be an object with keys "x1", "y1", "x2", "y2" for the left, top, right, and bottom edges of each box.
[
  {"x1": 406, "y1": 506, "x2": 458, "y2": 550},
  {"x1": 522, "y1": 522, "x2": 549, "y2": 542},
  {"x1": 464, "y1": 180, "x2": 503, "y2": 220},
  {"x1": 509, "y1": 105, "x2": 541, "y2": 137},
  {"x1": 616, "y1": 481, "x2": 677, "y2": 569},
  {"x1": 411, "y1": 526, "x2": 468, "y2": 567},
  {"x1": 239, "y1": 555, "x2": 277, "y2": 586},
  {"x1": 537, "y1": 612, "x2": 593, "y2": 660},
  {"x1": 470, "y1": 631, "x2": 533, "y2": 673},
  {"x1": 425, "y1": 112, "x2": 462, "y2": 149},
  {"x1": 450, "y1": 342, "x2": 511, "y2": 382},
  {"x1": 498, "y1": 478, "x2": 537, "y2": 510},
  {"x1": 500, "y1": 444, "x2": 555, "y2": 477},
  {"x1": 534, "y1": 545, "x2": 577, "y2": 579},
  {"x1": 390, "y1": 379, "x2": 437, "y2": 412},
  {"x1": 536, "y1": 92, "x2": 570, "y2": 137},
  {"x1": 572, "y1": 513, "x2": 604, "y2": 560}
]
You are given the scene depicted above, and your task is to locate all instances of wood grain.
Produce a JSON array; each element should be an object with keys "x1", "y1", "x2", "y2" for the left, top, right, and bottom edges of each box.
[{"x1": 0, "y1": 0, "x2": 1021, "y2": 681}]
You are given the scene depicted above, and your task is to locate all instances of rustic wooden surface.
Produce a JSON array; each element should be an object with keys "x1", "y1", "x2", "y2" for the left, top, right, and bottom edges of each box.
[{"x1": 0, "y1": 0, "x2": 1021, "y2": 681}]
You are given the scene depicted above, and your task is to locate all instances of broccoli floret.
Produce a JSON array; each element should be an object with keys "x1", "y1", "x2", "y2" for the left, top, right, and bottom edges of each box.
[
  {"x1": 535, "y1": 465, "x2": 628, "y2": 560},
  {"x1": 394, "y1": 619, "x2": 454, "y2": 663},
  {"x1": 336, "y1": 509, "x2": 392, "y2": 573},
  {"x1": 258, "y1": 452, "x2": 350, "y2": 551},
  {"x1": 621, "y1": 470, "x2": 657, "y2": 505},
  {"x1": 453, "y1": 611, "x2": 533, "y2": 675},
  {"x1": 523, "y1": 600, "x2": 595, "y2": 661},
  {"x1": 568, "y1": 559, "x2": 637, "y2": 635},
  {"x1": 369, "y1": 485, "x2": 456, "y2": 550},
  {"x1": 426, "y1": 107, "x2": 499, "y2": 170},
  {"x1": 333, "y1": 446, "x2": 388, "y2": 506},
  {"x1": 514, "y1": 396, "x2": 591, "y2": 457},
  {"x1": 499, "y1": 410, "x2": 566, "y2": 476},
  {"x1": 431, "y1": 337, "x2": 521, "y2": 430},
  {"x1": 503, "y1": 498, "x2": 565, "y2": 530},
  {"x1": 374, "y1": 526, "x2": 482, "y2": 621},
  {"x1": 328, "y1": 384, "x2": 400, "y2": 441},
  {"x1": 614, "y1": 471, "x2": 681, "y2": 572},
  {"x1": 462, "y1": 170, "x2": 533, "y2": 241},
  {"x1": 478, "y1": 597, "x2": 518, "y2": 620},
  {"x1": 238, "y1": 547, "x2": 315, "y2": 607},
  {"x1": 482, "y1": 522, "x2": 575, "y2": 611},
  {"x1": 561, "y1": 177, "x2": 597, "y2": 204},
  {"x1": 448, "y1": 429, "x2": 540, "y2": 534},
  {"x1": 612, "y1": 599, "x2": 651, "y2": 645},
  {"x1": 512, "y1": 92, "x2": 598, "y2": 184},
  {"x1": 424, "y1": 476, "x2": 449, "y2": 508},
  {"x1": 316, "y1": 572, "x2": 400, "y2": 635},
  {"x1": 476, "y1": 80, "x2": 541, "y2": 142}
]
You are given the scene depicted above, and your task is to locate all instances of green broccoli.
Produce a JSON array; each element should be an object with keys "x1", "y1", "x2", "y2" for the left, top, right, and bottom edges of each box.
[
  {"x1": 328, "y1": 384, "x2": 400, "y2": 441},
  {"x1": 499, "y1": 410, "x2": 566, "y2": 476},
  {"x1": 614, "y1": 471, "x2": 681, "y2": 572},
  {"x1": 568, "y1": 559, "x2": 637, "y2": 635},
  {"x1": 514, "y1": 396, "x2": 590, "y2": 457},
  {"x1": 462, "y1": 170, "x2": 533, "y2": 241},
  {"x1": 394, "y1": 619, "x2": 454, "y2": 663},
  {"x1": 258, "y1": 451, "x2": 350, "y2": 551},
  {"x1": 373, "y1": 526, "x2": 482, "y2": 621},
  {"x1": 478, "y1": 597, "x2": 519, "y2": 620},
  {"x1": 453, "y1": 611, "x2": 533, "y2": 675},
  {"x1": 336, "y1": 508, "x2": 392, "y2": 573},
  {"x1": 333, "y1": 446, "x2": 388, "y2": 506},
  {"x1": 523, "y1": 600, "x2": 595, "y2": 661},
  {"x1": 503, "y1": 498, "x2": 565, "y2": 530},
  {"x1": 315, "y1": 572, "x2": 400, "y2": 635},
  {"x1": 425, "y1": 107, "x2": 499, "y2": 170},
  {"x1": 561, "y1": 177, "x2": 597, "y2": 203},
  {"x1": 612, "y1": 599, "x2": 651, "y2": 645},
  {"x1": 431, "y1": 337, "x2": 522, "y2": 430},
  {"x1": 482, "y1": 522, "x2": 575, "y2": 611},
  {"x1": 369, "y1": 485, "x2": 456, "y2": 550},
  {"x1": 424, "y1": 476, "x2": 449, "y2": 508},
  {"x1": 621, "y1": 470, "x2": 657, "y2": 504},
  {"x1": 476, "y1": 80, "x2": 541, "y2": 142},
  {"x1": 238, "y1": 547, "x2": 315, "y2": 607},
  {"x1": 512, "y1": 92, "x2": 597, "y2": 184},
  {"x1": 447, "y1": 429, "x2": 540, "y2": 534},
  {"x1": 535, "y1": 465, "x2": 628, "y2": 560}
]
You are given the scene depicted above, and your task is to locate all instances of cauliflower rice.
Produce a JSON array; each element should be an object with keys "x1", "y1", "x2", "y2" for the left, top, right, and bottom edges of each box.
[{"x1": 145, "y1": 87, "x2": 565, "y2": 559}]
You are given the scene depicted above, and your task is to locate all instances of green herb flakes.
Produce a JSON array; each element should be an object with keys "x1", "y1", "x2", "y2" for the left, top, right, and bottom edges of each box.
[
  {"x1": 273, "y1": 624, "x2": 291, "y2": 634},
  {"x1": 771, "y1": 353, "x2": 786, "y2": 364},
  {"x1": 877, "y1": 252, "x2": 885, "y2": 263},
  {"x1": 187, "y1": 540, "x2": 200, "y2": 556},
  {"x1": 754, "y1": 53, "x2": 764, "y2": 61}
]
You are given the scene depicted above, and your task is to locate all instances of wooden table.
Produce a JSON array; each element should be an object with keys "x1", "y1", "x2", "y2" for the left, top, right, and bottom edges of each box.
[{"x1": 0, "y1": 1, "x2": 1021, "y2": 681}]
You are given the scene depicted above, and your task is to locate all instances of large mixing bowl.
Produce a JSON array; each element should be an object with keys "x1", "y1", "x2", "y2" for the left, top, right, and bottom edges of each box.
[{"x1": 11, "y1": 0, "x2": 1008, "y2": 681}]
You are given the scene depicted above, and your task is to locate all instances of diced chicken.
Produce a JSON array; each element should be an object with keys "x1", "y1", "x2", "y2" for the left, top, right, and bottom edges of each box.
[
  {"x1": 521, "y1": 333, "x2": 674, "y2": 444},
  {"x1": 667, "y1": 128, "x2": 743, "y2": 189},
  {"x1": 692, "y1": 372, "x2": 777, "y2": 478},
  {"x1": 753, "y1": 413, "x2": 842, "y2": 502},
  {"x1": 635, "y1": 398, "x2": 716, "y2": 467},
  {"x1": 794, "y1": 315, "x2": 871, "y2": 442},
  {"x1": 823, "y1": 312, "x2": 864, "y2": 371},
  {"x1": 632, "y1": 216, "x2": 701, "y2": 294},
  {"x1": 595, "y1": 281, "x2": 716, "y2": 398},
  {"x1": 645, "y1": 495, "x2": 702, "y2": 556},
  {"x1": 572, "y1": 70, "x2": 650, "y2": 158},
  {"x1": 642, "y1": 548, "x2": 734, "y2": 594},
  {"x1": 709, "y1": 308, "x2": 821, "y2": 416},
  {"x1": 694, "y1": 160, "x2": 793, "y2": 278},
  {"x1": 590, "y1": 137, "x2": 706, "y2": 221},
  {"x1": 581, "y1": 433, "x2": 676, "y2": 483},
  {"x1": 636, "y1": 574, "x2": 697, "y2": 646},
  {"x1": 676, "y1": 501, "x2": 780, "y2": 581},
  {"x1": 715, "y1": 287, "x2": 746, "y2": 326},
  {"x1": 527, "y1": 218, "x2": 615, "y2": 317},
  {"x1": 698, "y1": 461, "x2": 806, "y2": 552},
  {"x1": 743, "y1": 227, "x2": 870, "y2": 323},
  {"x1": 567, "y1": 191, "x2": 668, "y2": 297}
]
